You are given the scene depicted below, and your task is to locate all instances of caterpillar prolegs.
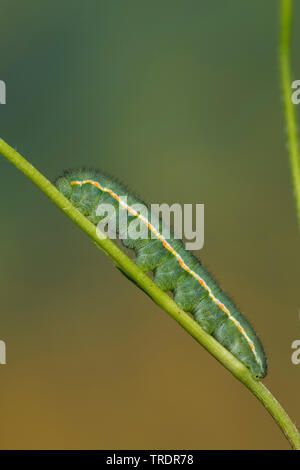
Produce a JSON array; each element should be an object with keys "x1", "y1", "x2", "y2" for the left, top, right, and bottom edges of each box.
[{"x1": 55, "y1": 169, "x2": 267, "y2": 378}]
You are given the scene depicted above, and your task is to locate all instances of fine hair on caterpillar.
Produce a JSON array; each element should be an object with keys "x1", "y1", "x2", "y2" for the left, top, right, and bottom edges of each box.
[{"x1": 55, "y1": 168, "x2": 267, "y2": 379}]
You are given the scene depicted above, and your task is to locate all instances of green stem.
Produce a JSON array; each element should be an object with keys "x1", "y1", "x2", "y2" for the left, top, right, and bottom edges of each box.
[
  {"x1": 280, "y1": 0, "x2": 300, "y2": 230},
  {"x1": 0, "y1": 136, "x2": 299, "y2": 449}
]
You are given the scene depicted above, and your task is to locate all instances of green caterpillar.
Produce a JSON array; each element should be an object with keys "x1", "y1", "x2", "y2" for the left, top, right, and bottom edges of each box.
[{"x1": 55, "y1": 169, "x2": 267, "y2": 379}]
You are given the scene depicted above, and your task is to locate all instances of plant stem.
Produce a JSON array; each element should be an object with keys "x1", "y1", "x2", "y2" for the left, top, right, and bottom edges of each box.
[
  {"x1": 280, "y1": 0, "x2": 300, "y2": 231},
  {"x1": 1, "y1": 136, "x2": 300, "y2": 449}
]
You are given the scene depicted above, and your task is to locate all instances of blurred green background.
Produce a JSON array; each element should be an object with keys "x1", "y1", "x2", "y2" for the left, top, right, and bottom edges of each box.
[{"x1": 1, "y1": 0, "x2": 300, "y2": 450}]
